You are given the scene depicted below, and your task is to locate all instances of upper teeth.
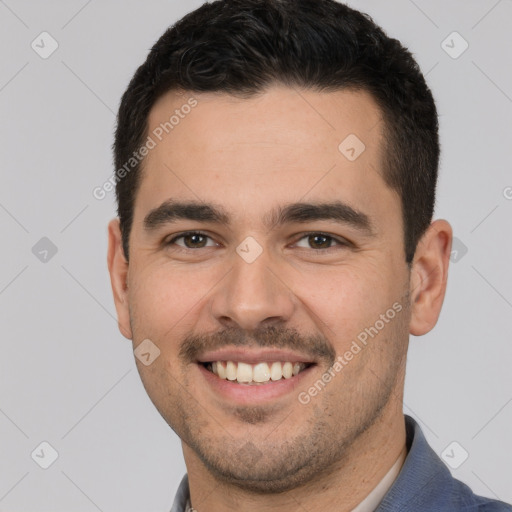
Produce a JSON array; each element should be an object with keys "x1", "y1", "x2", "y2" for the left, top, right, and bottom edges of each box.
[{"x1": 209, "y1": 361, "x2": 306, "y2": 384}]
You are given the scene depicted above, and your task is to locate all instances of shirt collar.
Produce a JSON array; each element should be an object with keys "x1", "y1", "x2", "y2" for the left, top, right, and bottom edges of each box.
[
  {"x1": 375, "y1": 415, "x2": 453, "y2": 511},
  {"x1": 170, "y1": 473, "x2": 189, "y2": 512}
]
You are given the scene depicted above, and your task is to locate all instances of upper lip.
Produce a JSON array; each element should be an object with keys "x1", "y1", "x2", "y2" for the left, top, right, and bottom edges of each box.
[{"x1": 196, "y1": 348, "x2": 316, "y2": 365}]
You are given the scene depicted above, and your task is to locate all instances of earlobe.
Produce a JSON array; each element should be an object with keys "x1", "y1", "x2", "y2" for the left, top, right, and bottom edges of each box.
[
  {"x1": 107, "y1": 218, "x2": 133, "y2": 340},
  {"x1": 409, "y1": 219, "x2": 452, "y2": 336}
]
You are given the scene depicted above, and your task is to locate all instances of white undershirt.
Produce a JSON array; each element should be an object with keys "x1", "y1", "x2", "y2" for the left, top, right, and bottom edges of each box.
[{"x1": 351, "y1": 445, "x2": 407, "y2": 512}]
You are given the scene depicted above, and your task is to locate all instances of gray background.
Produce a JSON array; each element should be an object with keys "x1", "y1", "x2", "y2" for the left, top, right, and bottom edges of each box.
[{"x1": 0, "y1": 0, "x2": 511, "y2": 510}]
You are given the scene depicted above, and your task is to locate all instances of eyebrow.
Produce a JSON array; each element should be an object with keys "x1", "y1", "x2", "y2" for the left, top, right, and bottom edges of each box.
[{"x1": 143, "y1": 199, "x2": 375, "y2": 235}]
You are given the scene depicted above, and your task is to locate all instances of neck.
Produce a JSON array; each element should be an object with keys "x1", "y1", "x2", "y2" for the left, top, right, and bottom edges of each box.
[{"x1": 182, "y1": 404, "x2": 407, "y2": 512}]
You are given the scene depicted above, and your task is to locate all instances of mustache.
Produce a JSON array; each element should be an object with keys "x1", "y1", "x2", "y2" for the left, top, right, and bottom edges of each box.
[{"x1": 179, "y1": 325, "x2": 336, "y2": 365}]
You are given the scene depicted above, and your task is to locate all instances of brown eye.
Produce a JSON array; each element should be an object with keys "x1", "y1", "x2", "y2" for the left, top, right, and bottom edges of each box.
[
  {"x1": 308, "y1": 234, "x2": 332, "y2": 249},
  {"x1": 166, "y1": 232, "x2": 216, "y2": 249},
  {"x1": 182, "y1": 233, "x2": 208, "y2": 248},
  {"x1": 294, "y1": 233, "x2": 347, "y2": 250}
]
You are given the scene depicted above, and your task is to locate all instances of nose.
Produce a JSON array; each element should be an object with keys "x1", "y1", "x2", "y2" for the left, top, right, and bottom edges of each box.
[{"x1": 209, "y1": 247, "x2": 296, "y2": 332}]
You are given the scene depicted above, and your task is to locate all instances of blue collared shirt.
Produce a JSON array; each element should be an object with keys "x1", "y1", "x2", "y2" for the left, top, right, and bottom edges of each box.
[{"x1": 170, "y1": 415, "x2": 511, "y2": 511}]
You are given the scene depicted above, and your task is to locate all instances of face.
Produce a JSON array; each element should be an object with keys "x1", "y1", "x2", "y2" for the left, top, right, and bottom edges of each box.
[{"x1": 108, "y1": 86, "x2": 447, "y2": 493}]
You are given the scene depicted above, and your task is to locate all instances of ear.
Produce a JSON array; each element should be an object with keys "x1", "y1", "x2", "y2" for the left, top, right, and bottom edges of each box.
[
  {"x1": 107, "y1": 218, "x2": 133, "y2": 340},
  {"x1": 409, "y1": 219, "x2": 452, "y2": 336}
]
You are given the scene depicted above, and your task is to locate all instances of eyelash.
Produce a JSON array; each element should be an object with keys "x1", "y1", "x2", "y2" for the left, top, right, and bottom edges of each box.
[{"x1": 164, "y1": 231, "x2": 351, "y2": 252}]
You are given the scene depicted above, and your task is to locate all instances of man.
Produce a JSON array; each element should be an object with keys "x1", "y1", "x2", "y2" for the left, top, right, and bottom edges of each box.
[{"x1": 107, "y1": 0, "x2": 511, "y2": 510}]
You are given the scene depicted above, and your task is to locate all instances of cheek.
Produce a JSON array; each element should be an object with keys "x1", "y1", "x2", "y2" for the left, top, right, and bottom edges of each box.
[
  {"x1": 128, "y1": 264, "x2": 207, "y2": 343},
  {"x1": 290, "y1": 261, "x2": 398, "y2": 347}
]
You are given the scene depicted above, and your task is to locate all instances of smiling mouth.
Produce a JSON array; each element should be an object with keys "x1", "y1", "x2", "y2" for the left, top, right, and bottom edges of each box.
[{"x1": 201, "y1": 360, "x2": 314, "y2": 385}]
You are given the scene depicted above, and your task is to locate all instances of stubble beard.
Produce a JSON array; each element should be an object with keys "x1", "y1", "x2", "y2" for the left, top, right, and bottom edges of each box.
[
  {"x1": 131, "y1": 296, "x2": 410, "y2": 494},
  {"x1": 170, "y1": 347, "x2": 405, "y2": 494}
]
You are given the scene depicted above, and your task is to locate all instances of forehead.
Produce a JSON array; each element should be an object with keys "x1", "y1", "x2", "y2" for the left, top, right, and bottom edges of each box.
[
  {"x1": 147, "y1": 85, "x2": 383, "y2": 160},
  {"x1": 134, "y1": 86, "x2": 397, "y2": 231}
]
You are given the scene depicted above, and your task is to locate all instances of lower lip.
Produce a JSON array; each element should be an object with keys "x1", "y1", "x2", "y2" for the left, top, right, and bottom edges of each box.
[{"x1": 197, "y1": 363, "x2": 315, "y2": 405}]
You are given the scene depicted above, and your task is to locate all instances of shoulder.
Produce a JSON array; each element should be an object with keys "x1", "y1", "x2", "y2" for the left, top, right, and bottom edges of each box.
[
  {"x1": 448, "y1": 477, "x2": 512, "y2": 511},
  {"x1": 377, "y1": 416, "x2": 512, "y2": 512}
]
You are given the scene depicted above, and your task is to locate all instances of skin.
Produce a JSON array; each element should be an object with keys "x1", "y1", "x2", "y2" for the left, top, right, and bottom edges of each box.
[{"x1": 107, "y1": 85, "x2": 452, "y2": 512}]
